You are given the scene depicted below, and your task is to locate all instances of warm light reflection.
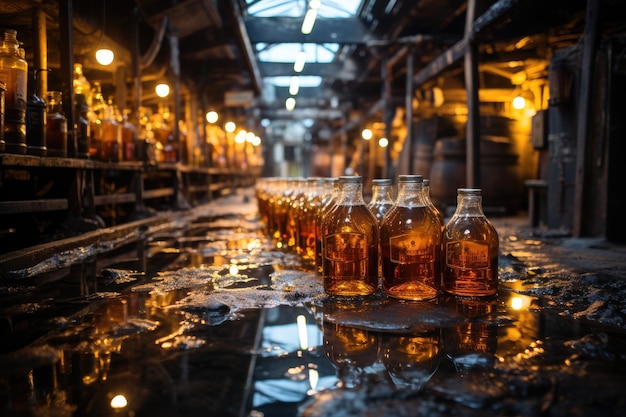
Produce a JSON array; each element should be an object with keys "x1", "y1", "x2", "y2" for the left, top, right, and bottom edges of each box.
[
  {"x1": 110, "y1": 394, "x2": 128, "y2": 409},
  {"x1": 511, "y1": 296, "x2": 524, "y2": 310},
  {"x1": 229, "y1": 264, "x2": 239, "y2": 275},
  {"x1": 96, "y1": 48, "x2": 114, "y2": 66},
  {"x1": 297, "y1": 315, "x2": 308, "y2": 350}
]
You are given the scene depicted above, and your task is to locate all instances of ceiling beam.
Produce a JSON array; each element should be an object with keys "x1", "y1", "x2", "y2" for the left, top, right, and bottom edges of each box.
[
  {"x1": 220, "y1": 0, "x2": 263, "y2": 94},
  {"x1": 244, "y1": 16, "x2": 372, "y2": 44}
]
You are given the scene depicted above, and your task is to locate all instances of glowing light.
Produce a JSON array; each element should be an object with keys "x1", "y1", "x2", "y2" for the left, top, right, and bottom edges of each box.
[
  {"x1": 309, "y1": 368, "x2": 319, "y2": 391},
  {"x1": 229, "y1": 264, "x2": 239, "y2": 275},
  {"x1": 512, "y1": 95, "x2": 526, "y2": 110},
  {"x1": 225, "y1": 121, "x2": 236, "y2": 132},
  {"x1": 289, "y1": 76, "x2": 300, "y2": 95},
  {"x1": 251, "y1": 136, "x2": 262, "y2": 146},
  {"x1": 378, "y1": 137, "x2": 389, "y2": 148},
  {"x1": 95, "y1": 48, "x2": 114, "y2": 66},
  {"x1": 301, "y1": 9, "x2": 317, "y2": 34},
  {"x1": 294, "y1": 51, "x2": 307, "y2": 73},
  {"x1": 297, "y1": 315, "x2": 308, "y2": 350},
  {"x1": 155, "y1": 83, "x2": 170, "y2": 98},
  {"x1": 110, "y1": 394, "x2": 128, "y2": 409},
  {"x1": 511, "y1": 296, "x2": 524, "y2": 310},
  {"x1": 206, "y1": 111, "x2": 218, "y2": 123},
  {"x1": 361, "y1": 128, "x2": 372, "y2": 140},
  {"x1": 286, "y1": 97, "x2": 296, "y2": 111},
  {"x1": 246, "y1": 131, "x2": 256, "y2": 142},
  {"x1": 235, "y1": 130, "x2": 247, "y2": 143}
]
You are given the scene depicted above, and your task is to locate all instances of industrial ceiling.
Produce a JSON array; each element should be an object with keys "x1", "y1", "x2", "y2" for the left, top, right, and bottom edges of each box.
[{"x1": 3, "y1": 0, "x2": 625, "y2": 146}]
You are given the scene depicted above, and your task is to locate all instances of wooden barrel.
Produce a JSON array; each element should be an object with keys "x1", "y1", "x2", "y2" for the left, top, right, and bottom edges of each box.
[{"x1": 429, "y1": 135, "x2": 522, "y2": 214}]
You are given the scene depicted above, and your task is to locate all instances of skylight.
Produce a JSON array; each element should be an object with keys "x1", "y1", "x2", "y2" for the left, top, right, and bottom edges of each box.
[
  {"x1": 256, "y1": 43, "x2": 339, "y2": 63},
  {"x1": 246, "y1": 0, "x2": 362, "y2": 18}
]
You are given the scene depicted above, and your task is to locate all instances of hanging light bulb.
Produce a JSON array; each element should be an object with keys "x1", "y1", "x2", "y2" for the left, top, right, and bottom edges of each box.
[
  {"x1": 155, "y1": 83, "x2": 170, "y2": 98},
  {"x1": 294, "y1": 51, "x2": 306, "y2": 73},
  {"x1": 512, "y1": 95, "x2": 526, "y2": 110},
  {"x1": 301, "y1": 8, "x2": 318, "y2": 34},
  {"x1": 95, "y1": 48, "x2": 114, "y2": 66},
  {"x1": 206, "y1": 111, "x2": 218, "y2": 123},
  {"x1": 286, "y1": 97, "x2": 296, "y2": 111},
  {"x1": 289, "y1": 76, "x2": 300, "y2": 95}
]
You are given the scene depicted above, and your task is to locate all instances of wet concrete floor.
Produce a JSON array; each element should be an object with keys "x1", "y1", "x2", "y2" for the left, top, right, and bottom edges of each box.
[{"x1": 1, "y1": 187, "x2": 626, "y2": 417}]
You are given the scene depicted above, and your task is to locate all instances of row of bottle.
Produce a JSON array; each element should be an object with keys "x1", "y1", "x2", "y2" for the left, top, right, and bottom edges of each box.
[
  {"x1": 0, "y1": 28, "x2": 183, "y2": 163},
  {"x1": 255, "y1": 174, "x2": 499, "y2": 300}
]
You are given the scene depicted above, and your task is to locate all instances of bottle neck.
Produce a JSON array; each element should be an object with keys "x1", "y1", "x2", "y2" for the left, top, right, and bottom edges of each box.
[
  {"x1": 371, "y1": 184, "x2": 394, "y2": 203},
  {"x1": 454, "y1": 190, "x2": 485, "y2": 216},
  {"x1": 395, "y1": 180, "x2": 427, "y2": 207},
  {"x1": 337, "y1": 177, "x2": 365, "y2": 205}
]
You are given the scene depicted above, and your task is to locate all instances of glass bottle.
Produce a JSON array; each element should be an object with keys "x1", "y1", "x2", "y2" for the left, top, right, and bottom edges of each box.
[
  {"x1": 25, "y1": 70, "x2": 46, "y2": 156},
  {"x1": 321, "y1": 176, "x2": 378, "y2": 296},
  {"x1": 315, "y1": 177, "x2": 338, "y2": 273},
  {"x1": 121, "y1": 111, "x2": 137, "y2": 161},
  {"x1": 72, "y1": 63, "x2": 91, "y2": 106},
  {"x1": 423, "y1": 178, "x2": 444, "y2": 230},
  {"x1": 442, "y1": 188, "x2": 499, "y2": 296},
  {"x1": 0, "y1": 29, "x2": 28, "y2": 154},
  {"x1": 298, "y1": 177, "x2": 325, "y2": 262},
  {"x1": 45, "y1": 91, "x2": 68, "y2": 158},
  {"x1": 379, "y1": 174, "x2": 441, "y2": 301},
  {"x1": 100, "y1": 99, "x2": 120, "y2": 162},
  {"x1": 74, "y1": 93, "x2": 90, "y2": 159},
  {"x1": 287, "y1": 178, "x2": 306, "y2": 252},
  {"x1": 89, "y1": 82, "x2": 105, "y2": 159},
  {"x1": 367, "y1": 178, "x2": 395, "y2": 224},
  {"x1": 0, "y1": 80, "x2": 5, "y2": 152}
]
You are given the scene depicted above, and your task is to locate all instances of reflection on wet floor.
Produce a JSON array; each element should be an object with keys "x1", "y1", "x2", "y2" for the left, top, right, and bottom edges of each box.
[{"x1": 1, "y1": 189, "x2": 626, "y2": 417}]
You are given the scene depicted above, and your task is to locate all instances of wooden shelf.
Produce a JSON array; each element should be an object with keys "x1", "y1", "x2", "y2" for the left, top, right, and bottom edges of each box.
[
  {"x1": 1, "y1": 152, "x2": 254, "y2": 254},
  {"x1": 0, "y1": 199, "x2": 68, "y2": 214}
]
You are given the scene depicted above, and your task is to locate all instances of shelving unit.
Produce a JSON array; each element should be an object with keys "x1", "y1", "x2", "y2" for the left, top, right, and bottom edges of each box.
[{"x1": 0, "y1": 152, "x2": 253, "y2": 256}]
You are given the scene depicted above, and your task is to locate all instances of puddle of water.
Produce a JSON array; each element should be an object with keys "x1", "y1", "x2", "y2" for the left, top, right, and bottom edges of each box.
[{"x1": 1, "y1": 201, "x2": 626, "y2": 417}]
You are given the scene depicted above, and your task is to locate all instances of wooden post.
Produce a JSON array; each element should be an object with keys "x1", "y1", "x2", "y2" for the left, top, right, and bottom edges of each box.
[
  {"x1": 573, "y1": 0, "x2": 602, "y2": 237},
  {"x1": 464, "y1": 0, "x2": 481, "y2": 189}
]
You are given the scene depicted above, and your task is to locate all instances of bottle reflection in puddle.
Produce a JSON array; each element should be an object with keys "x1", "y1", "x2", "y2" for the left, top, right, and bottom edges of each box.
[
  {"x1": 382, "y1": 331, "x2": 440, "y2": 393},
  {"x1": 441, "y1": 295, "x2": 498, "y2": 373},
  {"x1": 322, "y1": 321, "x2": 380, "y2": 388}
]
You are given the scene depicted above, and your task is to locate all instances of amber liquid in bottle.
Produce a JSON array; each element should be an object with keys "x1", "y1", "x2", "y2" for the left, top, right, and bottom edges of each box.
[
  {"x1": 322, "y1": 176, "x2": 378, "y2": 296},
  {"x1": 380, "y1": 175, "x2": 441, "y2": 301},
  {"x1": 442, "y1": 188, "x2": 499, "y2": 297},
  {"x1": 381, "y1": 206, "x2": 441, "y2": 300}
]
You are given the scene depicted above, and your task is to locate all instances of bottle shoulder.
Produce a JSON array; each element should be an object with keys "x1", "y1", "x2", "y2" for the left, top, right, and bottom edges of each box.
[{"x1": 443, "y1": 215, "x2": 498, "y2": 241}]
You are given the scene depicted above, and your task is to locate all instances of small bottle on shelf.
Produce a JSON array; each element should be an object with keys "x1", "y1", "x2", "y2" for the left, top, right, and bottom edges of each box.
[{"x1": 45, "y1": 91, "x2": 68, "y2": 158}]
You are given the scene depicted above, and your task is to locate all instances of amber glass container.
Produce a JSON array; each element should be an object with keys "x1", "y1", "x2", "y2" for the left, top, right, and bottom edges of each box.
[
  {"x1": 45, "y1": 91, "x2": 67, "y2": 158},
  {"x1": 380, "y1": 174, "x2": 442, "y2": 300},
  {"x1": 321, "y1": 176, "x2": 378, "y2": 296},
  {"x1": 442, "y1": 188, "x2": 499, "y2": 296}
]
